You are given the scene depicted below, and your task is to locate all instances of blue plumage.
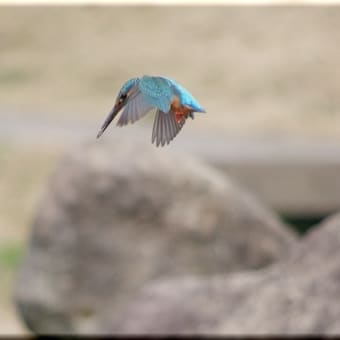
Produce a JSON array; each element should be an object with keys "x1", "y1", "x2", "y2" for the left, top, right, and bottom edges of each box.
[
  {"x1": 139, "y1": 76, "x2": 173, "y2": 113},
  {"x1": 97, "y1": 75, "x2": 206, "y2": 147},
  {"x1": 161, "y1": 77, "x2": 206, "y2": 113},
  {"x1": 118, "y1": 77, "x2": 139, "y2": 98}
]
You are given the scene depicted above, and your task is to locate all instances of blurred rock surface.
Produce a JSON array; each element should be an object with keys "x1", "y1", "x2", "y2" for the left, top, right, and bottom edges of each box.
[
  {"x1": 15, "y1": 138, "x2": 295, "y2": 334},
  {"x1": 109, "y1": 213, "x2": 340, "y2": 335}
]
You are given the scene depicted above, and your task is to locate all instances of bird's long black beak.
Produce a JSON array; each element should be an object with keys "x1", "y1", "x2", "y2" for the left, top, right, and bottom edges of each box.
[{"x1": 96, "y1": 102, "x2": 122, "y2": 138}]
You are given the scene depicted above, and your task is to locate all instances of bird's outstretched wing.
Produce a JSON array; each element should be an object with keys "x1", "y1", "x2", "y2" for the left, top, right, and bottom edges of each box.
[
  {"x1": 152, "y1": 110, "x2": 185, "y2": 147},
  {"x1": 117, "y1": 76, "x2": 174, "y2": 127},
  {"x1": 117, "y1": 88, "x2": 155, "y2": 126}
]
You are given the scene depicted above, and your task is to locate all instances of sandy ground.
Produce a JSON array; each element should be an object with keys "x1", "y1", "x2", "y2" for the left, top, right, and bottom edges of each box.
[
  {"x1": 1, "y1": 5, "x2": 340, "y2": 334},
  {"x1": 0, "y1": 293, "x2": 29, "y2": 335}
]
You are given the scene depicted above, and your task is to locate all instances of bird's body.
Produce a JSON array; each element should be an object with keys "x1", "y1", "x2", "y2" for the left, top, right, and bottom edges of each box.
[{"x1": 96, "y1": 75, "x2": 205, "y2": 146}]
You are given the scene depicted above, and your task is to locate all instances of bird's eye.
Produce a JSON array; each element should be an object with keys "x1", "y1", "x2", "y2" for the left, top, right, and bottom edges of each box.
[{"x1": 119, "y1": 94, "x2": 127, "y2": 103}]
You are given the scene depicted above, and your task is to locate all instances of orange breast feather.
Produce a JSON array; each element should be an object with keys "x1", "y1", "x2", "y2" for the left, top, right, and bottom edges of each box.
[{"x1": 171, "y1": 96, "x2": 193, "y2": 124}]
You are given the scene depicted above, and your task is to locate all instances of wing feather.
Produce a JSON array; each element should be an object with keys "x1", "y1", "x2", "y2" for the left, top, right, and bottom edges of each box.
[
  {"x1": 164, "y1": 114, "x2": 169, "y2": 145},
  {"x1": 152, "y1": 110, "x2": 184, "y2": 147},
  {"x1": 165, "y1": 114, "x2": 172, "y2": 144},
  {"x1": 117, "y1": 90, "x2": 154, "y2": 127}
]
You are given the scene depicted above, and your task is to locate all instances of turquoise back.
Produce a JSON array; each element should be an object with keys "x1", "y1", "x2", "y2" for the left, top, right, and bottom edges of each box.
[
  {"x1": 119, "y1": 76, "x2": 205, "y2": 114},
  {"x1": 139, "y1": 76, "x2": 173, "y2": 113},
  {"x1": 161, "y1": 77, "x2": 206, "y2": 113}
]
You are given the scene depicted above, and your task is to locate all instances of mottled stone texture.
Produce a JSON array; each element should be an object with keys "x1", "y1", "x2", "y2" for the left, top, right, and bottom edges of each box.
[
  {"x1": 109, "y1": 213, "x2": 340, "y2": 335},
  {"x1": 15, "y1": 139, "x2": 295, "y2": 334}
]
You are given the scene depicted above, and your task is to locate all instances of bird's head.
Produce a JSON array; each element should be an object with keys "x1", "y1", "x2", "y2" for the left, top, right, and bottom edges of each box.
[{"x1": 97, "y1": 77, "x2": 139, "y2": 138}]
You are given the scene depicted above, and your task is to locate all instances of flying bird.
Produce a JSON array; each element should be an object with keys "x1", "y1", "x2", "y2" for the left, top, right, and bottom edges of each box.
[{"x1": 96, "y1": 75, "x2": 206, "y2": 147}]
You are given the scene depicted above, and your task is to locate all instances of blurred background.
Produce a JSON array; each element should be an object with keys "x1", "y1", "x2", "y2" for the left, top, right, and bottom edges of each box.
[{"x1": 1, "y1": 5, "x2": 340, "y2": 334}]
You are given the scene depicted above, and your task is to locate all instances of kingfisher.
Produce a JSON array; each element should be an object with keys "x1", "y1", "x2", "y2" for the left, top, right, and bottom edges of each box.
[{"x1": 96, "y1": 75, "x2": 206, "y2": 147}]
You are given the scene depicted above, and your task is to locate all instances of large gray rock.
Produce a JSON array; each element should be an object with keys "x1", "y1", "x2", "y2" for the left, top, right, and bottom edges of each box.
[
  {"x1": 219, "y1": 213, "x2": 340, "y2": 335},
  {"x1": 109, "y1": 213, "x2": 340, "y2": 335},
  {"x1": 15, "y1": 138, "x2": 295, "y2": 334}
]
